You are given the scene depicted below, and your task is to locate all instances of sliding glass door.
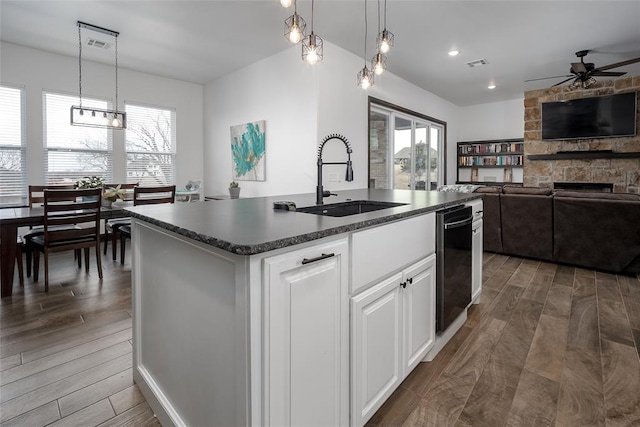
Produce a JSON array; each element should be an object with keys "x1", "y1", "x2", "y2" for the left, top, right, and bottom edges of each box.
[{"x1": 369, "y1": 100, "x2": 445, "y2": 191}]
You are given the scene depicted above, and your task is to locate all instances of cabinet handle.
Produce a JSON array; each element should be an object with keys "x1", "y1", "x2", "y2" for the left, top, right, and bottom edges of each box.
[
  {"x1": 301, "y1": 253, "x2": 335, "y2": 265},
  {"x1": 408, "y1": 277, "x2": 413, "y2": 285},
  {"x1": 400, "y1": 281, "x2": 407, "y2": 289}
]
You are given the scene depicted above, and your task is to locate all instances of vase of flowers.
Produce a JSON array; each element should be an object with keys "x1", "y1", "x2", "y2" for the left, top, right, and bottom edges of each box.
[
  {"x1": 74, "y1": 176, "x2": 105, "y2": 201},
  {"x1": 229, "y1": 181, "x2": 241, "y2": 199},
  {"x1": 102, "y1": 184, "x2": 126, "y2": 208}
]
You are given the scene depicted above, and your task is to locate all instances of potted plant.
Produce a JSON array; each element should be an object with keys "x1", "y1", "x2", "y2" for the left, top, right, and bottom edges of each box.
[
  {"x1": 102, "y1": 184, "x2": 126, "y2": 208},
  {"x1": 229, "y1": 181, "x2": 241, "y2": 199},
  {"x1": 74, "y1": 176, "x2": 105, "y2": 201},
  {"x1": 74, "y1": 176, "x2": 105, "y2": 190}
]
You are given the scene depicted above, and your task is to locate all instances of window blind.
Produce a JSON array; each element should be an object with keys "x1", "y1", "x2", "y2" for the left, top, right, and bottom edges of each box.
[
  {"x1": 125, "y1": 103, "x2": 176, "y2": 185},
  {"x1": 0, "y1": 85, "x2": 26, "y2": 206},
  {"x1": 43, "y1": 92, "x2": 112, "y2": 185}
]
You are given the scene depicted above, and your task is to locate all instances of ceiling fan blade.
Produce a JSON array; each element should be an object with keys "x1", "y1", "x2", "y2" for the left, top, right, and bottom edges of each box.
[
  {"x1": 591, "y1": 71, "x2": 626, "y2": 77},
  {"x1": 571, "y1": 62, "x2": 587, "y2": 73},
  {"x1": 524, "y1": 75, "x2": 572, "y2": 83},
  {"x1": 551, "y1": 77, "x2": 576, "y2": 87},
  {"x1": 594, "y1": 56, "x2": 640, "y2": 72}
]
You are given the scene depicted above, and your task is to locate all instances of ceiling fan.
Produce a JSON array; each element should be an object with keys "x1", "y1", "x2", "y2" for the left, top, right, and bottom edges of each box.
[{"x1": 526, "y1": 50, "x2": 640, "y2": 89}]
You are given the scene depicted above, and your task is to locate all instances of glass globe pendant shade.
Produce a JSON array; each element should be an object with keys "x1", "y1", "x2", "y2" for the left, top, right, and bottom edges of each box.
[
  {"x1": 371, "y1": 53, "x2": 387, "y2": 75},
  {"x1": 302, "y1": 32, "x2": 323, "y2": 64},
  {"x1": 377, "y1": 29, "x2": 394, "y2": 54},
  {"x1": 280, "y1": 0, "x2": 293, "y2": 7},
  {"x1": 284, "y1": 13, "x2": 306, "y2": 44},
  {"x1": 357, "y1": 66, "x2": 374, "y2": 89}
]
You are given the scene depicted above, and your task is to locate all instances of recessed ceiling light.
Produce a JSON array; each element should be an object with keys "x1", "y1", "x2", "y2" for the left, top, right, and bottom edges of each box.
[
  {"x1": 448, "y1": 50, "x2": 459, "y2": 57},
  {"x1": 488, "y1": 84, "x2": 496, "y2": 89}
]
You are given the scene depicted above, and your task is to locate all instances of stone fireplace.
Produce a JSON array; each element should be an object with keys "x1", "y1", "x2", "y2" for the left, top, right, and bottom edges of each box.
[{"x1": 523, "y1": 76, "x2": 640, "y2": 193}]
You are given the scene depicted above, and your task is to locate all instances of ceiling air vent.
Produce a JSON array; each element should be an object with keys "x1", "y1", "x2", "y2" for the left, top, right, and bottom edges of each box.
[
  {"x1": 86, "y1": 38, "x2": 111, "y2": 50},
  {"x1": 466, "y1": 58, "x2": 489, "y2": 68}
]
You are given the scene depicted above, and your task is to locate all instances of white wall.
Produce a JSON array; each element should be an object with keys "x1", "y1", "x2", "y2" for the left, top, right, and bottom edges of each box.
[
  {"x1": 458, "y1": 98, "x2": 524, "y2": 141},
  {"x1": 1, "y1": 42, "x2": 204, "y2": 190},
  {"x1": 204, "y1": 46, "x2": 319, "y2": 197},
  {"x1": 204, "y1": 41, "x2": 466, "y2": 196}
]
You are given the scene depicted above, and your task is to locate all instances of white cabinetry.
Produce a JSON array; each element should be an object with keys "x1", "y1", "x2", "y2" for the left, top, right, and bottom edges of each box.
[
  {"x1": 351, "y1": 254, "x2": 436, "y2": 427},
  {"x1": 472, "y1": 219, "x2": 483, "y2": 303},
  {"x1": 263, "y1": 238, "x2": 349, "y2": 427}
]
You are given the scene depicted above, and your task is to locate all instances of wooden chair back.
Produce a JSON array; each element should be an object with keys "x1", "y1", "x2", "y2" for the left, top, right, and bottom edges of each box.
[
  {"x1": 42, "y1": 189, "x2": 101, "y2": 248},
  {"x1": 133, "y1": 185, "x2": 176, "y2": 206},
  {"x1": 103, "y1": 183, "x2": 138, "y2": 201},
  {"x1": 29, "y1": 185, "x2": 76, "y2": 208}
]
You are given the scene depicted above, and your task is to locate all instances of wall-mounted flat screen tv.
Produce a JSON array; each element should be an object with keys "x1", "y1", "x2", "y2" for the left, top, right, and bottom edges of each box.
[{"x1": 541, "y1": 92, "x2": 637, "y2": 140}]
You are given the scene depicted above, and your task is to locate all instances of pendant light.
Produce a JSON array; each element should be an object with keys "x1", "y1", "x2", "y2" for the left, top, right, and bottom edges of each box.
[
  {"x1": 377, "y1": 0, "x2": 394, "y2": 54},
  {"x1": 279, "y1": 0, "x2": 293, "y2": 7},
  {"x1": 302, "y1": 0, "x2": 323, "y2": 64},
  {"x1": 70, "y1": 21, "x2": 126, "y2": 129},
  {"x1": 371, "y1": 0, "x2": 387, "y2": 75},
  {"x1": 357, "y1": 0, "x2": 374, "y2": 89},
  {"x1": 284, "y1": 0, "x2": 306, "y2": 44}
]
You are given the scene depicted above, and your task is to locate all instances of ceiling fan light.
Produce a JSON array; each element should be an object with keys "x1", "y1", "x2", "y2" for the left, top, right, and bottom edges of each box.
[
  {"x1": 568, "y1": 78, "x2": 580, "y2": 90},
  {"x1": 584, "y1": 76, "x2": 597, "y2": 88}
]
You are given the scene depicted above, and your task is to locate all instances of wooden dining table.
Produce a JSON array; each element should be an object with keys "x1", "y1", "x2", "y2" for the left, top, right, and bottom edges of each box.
[{"x1": 0, "y1": 202, "x2": 132, "y2": 298}]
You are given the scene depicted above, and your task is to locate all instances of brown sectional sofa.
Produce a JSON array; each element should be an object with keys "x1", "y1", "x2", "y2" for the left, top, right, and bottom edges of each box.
[{"x1": 474, "y1": 186, "x2": 640, "y2": 274}]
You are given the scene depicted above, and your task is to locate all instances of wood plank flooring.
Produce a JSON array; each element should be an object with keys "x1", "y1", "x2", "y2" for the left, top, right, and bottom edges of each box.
[
  {"x1": 2, "y1": 246, "x2": 639, "y2": 426},
  {"x1": 0, "y1": 246, "x2": 159, "y2": 427},
  {"x1": 369, "y1": 254, "x2": 640, "y2": 427}
]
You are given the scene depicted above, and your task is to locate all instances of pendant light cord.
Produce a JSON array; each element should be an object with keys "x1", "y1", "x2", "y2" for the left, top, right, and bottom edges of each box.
[
  {"x1": 377, "y1": 0, "x2": 381, "y2": 35},
  {"x1": 78, "y1": 25, "x2": 83, "y2": 107},
  {"x1": 384, "y1": 0, "x2": 387, "y2": 28},
  {"x1": 364, "y1": 0, "x2": 368, "y2": 64},
  {"x1": 115, "y1": 35, "x2": 119, "y2": 113},
  {"x1": 311, "y1": 0, "x2": 314, "y2": 33}
]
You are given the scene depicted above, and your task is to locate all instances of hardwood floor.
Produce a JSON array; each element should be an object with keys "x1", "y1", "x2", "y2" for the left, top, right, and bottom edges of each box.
[
  {"x1": 369, "y1": 254, "x2": 640, "y2": 427},
  {"x1": 0, "y1": 245, "x2": 159, "y2": 427},
  {"x1": 2, "y1": 248, "x2": 639, "y2": 426}
]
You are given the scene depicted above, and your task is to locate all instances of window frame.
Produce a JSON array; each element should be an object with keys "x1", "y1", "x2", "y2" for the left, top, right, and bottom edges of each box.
[
  {"x1": 124, "y1": 101, "x2": 177, "y2": 186},
  {"x1": 42, "y1": 90, "x2": 113, "y2": 185},
  {"x1": 0, "y1": 84, "x2": 27, "y2": 207},
  {"x1": 368, "y1": 97, "x2": 447, "y2": 191}
]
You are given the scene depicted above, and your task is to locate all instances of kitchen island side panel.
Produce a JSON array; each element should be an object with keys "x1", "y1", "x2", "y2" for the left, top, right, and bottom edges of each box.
[{"x1": 132, "y1": 220, "x2": 249, "y2": 427}]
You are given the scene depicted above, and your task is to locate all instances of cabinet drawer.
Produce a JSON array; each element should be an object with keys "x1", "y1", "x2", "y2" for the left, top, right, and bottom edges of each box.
[
  {"x1": 351, "y1": 213, "x2": 435, "y2": 294},
  {"x1": 467, "y1": 199, "x2": 483, "y2": 221}
]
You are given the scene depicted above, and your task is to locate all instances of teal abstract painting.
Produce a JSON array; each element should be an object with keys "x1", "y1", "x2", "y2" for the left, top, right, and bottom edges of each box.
[{"x1": 230, "y1": 120, "x2": 266, "y2": 181}]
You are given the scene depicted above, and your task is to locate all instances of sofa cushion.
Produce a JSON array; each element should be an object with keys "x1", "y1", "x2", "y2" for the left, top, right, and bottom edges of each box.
[
  {"x1": 553, "y1": 196, "x2": 640, "y2": 273},
  {"x1": 500, "y1": 192, "x2": 553, "y2": 261},
  {"x1": 474, "y1": 186, "x2": 501, "y2": 194},
  {"x1": 503, "y1": 186, "x2": 552, "y2": 195},
  {"x1": 553, "y1": 191, "x2": 640, "y2": 201}
]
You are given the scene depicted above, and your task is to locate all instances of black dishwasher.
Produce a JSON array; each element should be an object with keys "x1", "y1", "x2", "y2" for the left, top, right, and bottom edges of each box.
[{"x1": 436, "y1": 205, "x2": 473, "y2": 334}]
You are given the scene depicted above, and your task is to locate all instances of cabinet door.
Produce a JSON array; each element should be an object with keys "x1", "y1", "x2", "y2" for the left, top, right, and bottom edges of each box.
[
  {"x1": 351, "y1": 272, "x2": 403, "y2": 427},
  {"x1": 264, "y1": 239, "x2": 349, "y2": 427},
  {"x1": 472, "y1": 220, "x2": 483, "y2": 303},
  {"x1": 402, "y1": 254, "x2": 436, "y2": 375}
]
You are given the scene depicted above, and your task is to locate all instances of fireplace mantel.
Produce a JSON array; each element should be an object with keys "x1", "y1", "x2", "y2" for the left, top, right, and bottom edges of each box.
[{"x1": 527, "y1": 150, "x2": 640, "y2": 161}]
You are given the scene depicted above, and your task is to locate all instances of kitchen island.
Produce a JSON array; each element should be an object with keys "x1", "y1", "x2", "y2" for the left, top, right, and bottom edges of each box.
[{"x1": 126, "y1": 189, "x2": 482, "y2": 427}]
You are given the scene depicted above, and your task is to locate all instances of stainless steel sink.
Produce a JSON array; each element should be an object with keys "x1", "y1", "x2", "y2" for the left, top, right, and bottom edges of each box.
[{"x1": 296, "y1": 200, "x2": 407, "y2": 217}]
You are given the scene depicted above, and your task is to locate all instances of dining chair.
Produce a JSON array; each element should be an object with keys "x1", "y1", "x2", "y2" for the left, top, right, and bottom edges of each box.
[
  {"x1": 118, "y1": 185, "x2": 176, "y2": 264},
  {"x1": 103, "y1": 183, "x2": 138, "y2": 259},
  {"x1": 22, "y1": 184, "x2": 77, "y2": 278},
  {"x1": 31, "y1": 188, "x2": 103, "y2": 291}
]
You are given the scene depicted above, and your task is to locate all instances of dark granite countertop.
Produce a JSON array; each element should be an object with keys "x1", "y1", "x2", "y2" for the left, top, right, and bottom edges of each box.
[{"x1": 126, "y1": 189, "x2": 481, "y2": 255}]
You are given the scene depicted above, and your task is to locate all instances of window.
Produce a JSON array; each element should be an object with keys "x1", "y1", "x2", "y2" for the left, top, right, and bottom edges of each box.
[
  {"x1": 125, "y1": 103, "x2": 176, "y2": 185},
  {"x1": 369, "y1": 99, "x2": 445, "y2": 191},
  {"x1": 0, "y1": 85, "x2": 26, "y2": 206},
  {"x1": 43, "y1": 92, "x2": 112, "y2": 184}
]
